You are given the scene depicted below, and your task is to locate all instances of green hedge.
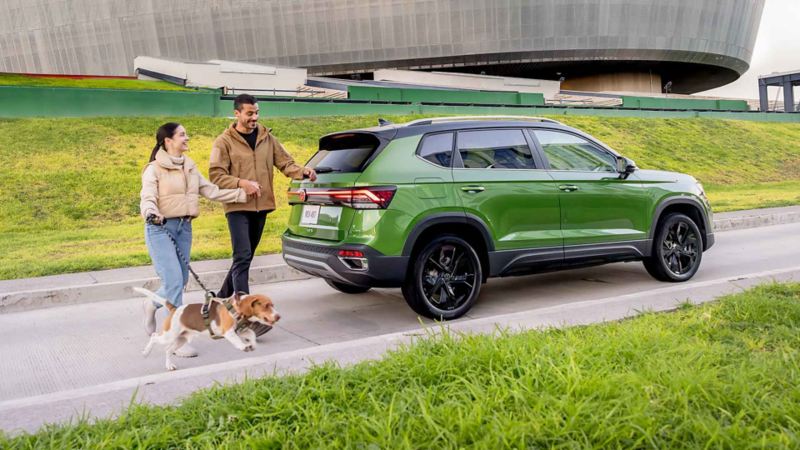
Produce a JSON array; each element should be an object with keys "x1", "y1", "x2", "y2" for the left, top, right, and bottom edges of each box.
[
  {"x1": 621, "y1": 96, "x2": 749, "y2": 111},
  {"x1": 0, "y1": 86, "x2": 221, "y2": 118}
]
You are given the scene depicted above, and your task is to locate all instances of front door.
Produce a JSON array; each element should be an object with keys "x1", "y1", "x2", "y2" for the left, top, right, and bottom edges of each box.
[{"x1": 529, "y1": 128, "x2": 650, "y2": 253}]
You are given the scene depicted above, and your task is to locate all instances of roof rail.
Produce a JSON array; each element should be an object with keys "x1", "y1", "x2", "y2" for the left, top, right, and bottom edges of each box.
[{"x1": 404, "y1": 115, "x2": 563, "y2": 127}]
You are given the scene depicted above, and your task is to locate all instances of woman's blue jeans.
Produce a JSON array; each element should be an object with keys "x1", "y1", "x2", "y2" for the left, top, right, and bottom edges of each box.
[{"x1": 145, "y1": 218, "x2": 192, "y2": 308}]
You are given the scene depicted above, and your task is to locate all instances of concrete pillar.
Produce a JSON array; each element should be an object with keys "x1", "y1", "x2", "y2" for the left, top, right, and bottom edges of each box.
[
  {"x1": 784, "y1": 81, "x2": 795, "y2": 113},
  {"x1": 758, "y1": 81, "x2": 769, "y2": 112},
  {"x1": 560, "y1": 72, "x2": 662, "y2": 94}
]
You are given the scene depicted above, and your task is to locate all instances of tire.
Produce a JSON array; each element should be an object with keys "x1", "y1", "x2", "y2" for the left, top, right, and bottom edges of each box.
[
  {"x1": 643, "y1": 213, "x2": 703, "y2": 282},
  {"x1": 402, "y1": 235, "x2": 483, "y2": 320},
  {"x1": 325, "y1": 279, "x2": 371, "y2": 294}
]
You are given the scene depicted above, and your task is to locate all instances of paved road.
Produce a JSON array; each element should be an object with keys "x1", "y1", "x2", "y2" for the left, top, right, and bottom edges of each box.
[{"x1": 1, "y1": 222, "x2": 798, "y2": 434}]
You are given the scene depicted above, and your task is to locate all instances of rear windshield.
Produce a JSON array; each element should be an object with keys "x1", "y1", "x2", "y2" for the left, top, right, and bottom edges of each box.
[{"x1": 308, "y1": 133, "x2": 381, "y2": 173}]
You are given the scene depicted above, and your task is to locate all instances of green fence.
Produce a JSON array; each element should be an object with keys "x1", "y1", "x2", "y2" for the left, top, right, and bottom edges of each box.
[
  {"x1": 251, "y1": 99, "x2": 800, "y2": 122},
  {"x1": 348, "y1": 86, "x2": 546, "y2": 106},
  {"x1": 621, "y1": 96, "x2": 750, "y2": 111},
  {"x1": 2, "y1": 85, "x2": 797, "y2": 123},
  {"x1": 0, "y1": 86, "x2": 221, "y2": 118}
]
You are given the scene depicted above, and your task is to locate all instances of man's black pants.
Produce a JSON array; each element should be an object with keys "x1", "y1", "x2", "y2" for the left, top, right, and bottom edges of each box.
[{"x1": 217, "y1": 210, "x2": 268, "y2": 298}]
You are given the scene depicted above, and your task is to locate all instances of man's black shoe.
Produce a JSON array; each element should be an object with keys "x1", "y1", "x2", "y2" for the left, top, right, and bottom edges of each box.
[{"x1": 250, "y1": 322, "x2": 273, "y2": 337}]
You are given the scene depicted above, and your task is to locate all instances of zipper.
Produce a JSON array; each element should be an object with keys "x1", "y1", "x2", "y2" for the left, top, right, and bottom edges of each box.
[
  {"x1": 182, "y1": 167, "x2": 189, "y2": 216},
  {"x1": 253, "y1": 149, "x2": 259, "y2": 210}
]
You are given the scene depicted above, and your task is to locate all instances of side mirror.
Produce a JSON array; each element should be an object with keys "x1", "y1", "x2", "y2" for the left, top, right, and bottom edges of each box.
[{"x1": 616, "y1": 156, "x2": 636, "y2": 178}]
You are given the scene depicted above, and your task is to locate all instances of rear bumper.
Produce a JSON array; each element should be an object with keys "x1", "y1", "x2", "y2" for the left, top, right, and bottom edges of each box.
[{"x1": 281, "y1": 233, "x2": 408, "y2": 288}]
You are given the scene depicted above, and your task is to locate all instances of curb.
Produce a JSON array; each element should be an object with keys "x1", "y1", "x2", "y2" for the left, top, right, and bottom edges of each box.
[
  {"x1": 0, "y1": 263, "x2": 312, "y2": 314},
  {"x1": 1, "y1": 208, "x2": 799, "y2": 314},
  {"x1": 712, "y1": 209, "x2": 800, "y2": 232}
]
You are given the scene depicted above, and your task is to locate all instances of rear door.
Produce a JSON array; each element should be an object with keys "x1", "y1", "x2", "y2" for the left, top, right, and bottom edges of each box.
[
  {"x1": 452, "y1": 128, "x2": 562, "y2": 254},
  {"x1": 286, "y1": 133, "x2": 381, "y2": 241}
]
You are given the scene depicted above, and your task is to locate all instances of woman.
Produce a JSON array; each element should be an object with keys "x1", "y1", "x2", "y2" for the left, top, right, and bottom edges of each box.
[{"x1": 140, "y1": 122, "x2": 246, "y2": 357}]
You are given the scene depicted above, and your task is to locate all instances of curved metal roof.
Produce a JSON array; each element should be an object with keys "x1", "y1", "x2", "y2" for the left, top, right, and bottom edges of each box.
[{"x1": 0, "y1": 0, "x2": 765, "y2": 93}]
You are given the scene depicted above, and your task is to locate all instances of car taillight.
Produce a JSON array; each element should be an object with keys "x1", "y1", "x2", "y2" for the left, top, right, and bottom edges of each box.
[{"x1": 288, "y1": 186, "x2": 396, "y2": 209}]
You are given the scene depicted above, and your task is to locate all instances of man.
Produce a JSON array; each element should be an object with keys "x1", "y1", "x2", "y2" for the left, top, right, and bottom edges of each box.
[{"x1": 210, "y1": 94, "x2": 316, "y2": 334}]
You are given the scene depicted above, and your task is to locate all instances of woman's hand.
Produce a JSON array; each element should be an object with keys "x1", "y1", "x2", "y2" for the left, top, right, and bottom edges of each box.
[
  {"x1": 146, "y1": 213, "x2": 165, "y2": 225},
  {"x1": 239, "y1": 179, "x2": 262, "y2": 197}
]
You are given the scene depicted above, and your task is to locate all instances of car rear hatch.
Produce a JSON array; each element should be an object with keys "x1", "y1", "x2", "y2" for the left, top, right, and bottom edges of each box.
[{"x1": 286, "y1": 131, "x2": 395, "y2": 241}]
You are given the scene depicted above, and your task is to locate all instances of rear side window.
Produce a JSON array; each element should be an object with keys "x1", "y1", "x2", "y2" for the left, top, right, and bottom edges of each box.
[
  {"x1": 417, "y1": 132, "x2": 453, "y2": 167},
  {"x1": 457, "y1": 129, "x2": 536, "y2": 169},
  {"x1": 308, "y1": 133, "x2": 380, "y2": 173}
]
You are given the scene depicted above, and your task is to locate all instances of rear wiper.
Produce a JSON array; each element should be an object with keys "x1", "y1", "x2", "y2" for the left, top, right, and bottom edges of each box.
[{"x1": 313, "y1": 166, "x2": 342, "y2": 173}]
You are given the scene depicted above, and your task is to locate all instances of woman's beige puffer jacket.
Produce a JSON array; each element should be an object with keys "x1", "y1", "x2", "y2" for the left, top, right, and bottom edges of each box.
[{"x1": 140, "y1": 149, "x2": 246, "y2": 219}]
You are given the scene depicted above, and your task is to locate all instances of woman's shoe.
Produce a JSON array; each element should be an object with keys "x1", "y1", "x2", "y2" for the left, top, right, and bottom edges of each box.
[
  {"x1": 143, "y1": 299, "x2": 157, "y2": 335},
  {"x1": 173, "y1": 344, "x2": 198, "y2": 358}
]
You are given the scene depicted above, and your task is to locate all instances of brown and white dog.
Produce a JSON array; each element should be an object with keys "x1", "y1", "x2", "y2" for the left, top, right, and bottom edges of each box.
[{"x1": 134, "y1": 287, "x2": 280, "y2": 371}]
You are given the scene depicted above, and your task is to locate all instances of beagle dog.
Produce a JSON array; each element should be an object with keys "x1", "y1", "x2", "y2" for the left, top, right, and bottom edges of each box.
[{"x1": 134, "y1": 287, "x2": 280, "y2": 371}]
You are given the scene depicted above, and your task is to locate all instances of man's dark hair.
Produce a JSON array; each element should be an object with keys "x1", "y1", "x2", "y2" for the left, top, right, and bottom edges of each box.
[{"x1": 234, "y1": 93, "x2": 257, "y2": 111}]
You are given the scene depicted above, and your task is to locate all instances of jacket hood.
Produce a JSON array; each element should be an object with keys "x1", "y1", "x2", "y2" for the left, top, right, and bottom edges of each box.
[{"x1": 223, "y1": 123, "x2": 271, "y2": 147}]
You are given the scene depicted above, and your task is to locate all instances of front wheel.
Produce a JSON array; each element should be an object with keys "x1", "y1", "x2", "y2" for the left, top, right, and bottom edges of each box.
[
  {"x1": 643, "y1": 213, "x2": 703, "y2": 282},
  {"x1": 402, "y1": 235, "x2": 483, "y2": 320},
  {"x1": 325, "y1": 279, "x2": 371, "y2": 294}
]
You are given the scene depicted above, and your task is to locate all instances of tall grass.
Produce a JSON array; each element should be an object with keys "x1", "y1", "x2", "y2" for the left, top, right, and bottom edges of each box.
[
  {"x1": 3, "y1": 283, "x2": 800, "y2": 448},
  {"x1": 0, "y1": 73, "x2": 195, "y2": 91}
]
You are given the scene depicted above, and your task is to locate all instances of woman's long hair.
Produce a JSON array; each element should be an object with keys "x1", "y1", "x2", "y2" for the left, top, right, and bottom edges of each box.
[{"x1": 149, "y1": 122, "x2": 181, "y2": 162}]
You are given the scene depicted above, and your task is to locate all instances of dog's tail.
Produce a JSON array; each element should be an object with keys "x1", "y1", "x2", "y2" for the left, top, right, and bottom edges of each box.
[{"x1": 133, "y1": 287, "x2": 168, "y2": 307}]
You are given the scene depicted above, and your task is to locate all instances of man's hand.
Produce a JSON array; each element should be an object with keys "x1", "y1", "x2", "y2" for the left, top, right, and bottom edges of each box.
[
  {"x1": 239, "y1": 179, "x2": 262, "y2": 197},
  {"x1": 302, "y1": 167, "x2": 317, "y2": 182}
]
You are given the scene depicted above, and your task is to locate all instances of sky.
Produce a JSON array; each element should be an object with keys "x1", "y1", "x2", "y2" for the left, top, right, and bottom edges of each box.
[{"x1": 699, "y1": 0, "x2": 800, "y2": 99}]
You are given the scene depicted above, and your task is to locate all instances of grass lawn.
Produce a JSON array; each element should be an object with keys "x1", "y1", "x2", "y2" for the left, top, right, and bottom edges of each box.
[
  {"x1": 0, "y1": 73, "x2": 196, "y2": 91},
  {"x1": 0, "y1": 115, "x2": 798, "y2": 280},
  {"x1": 3, "y1": 283, "x2": 800, "y2": 448},
  {"x1": 706, "y1": 181, "x2": 800, "y2": 212}
]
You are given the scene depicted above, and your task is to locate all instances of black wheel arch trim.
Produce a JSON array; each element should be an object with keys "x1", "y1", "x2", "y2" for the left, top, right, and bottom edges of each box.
[
  {"x1": 649, "y1": 196, "x2": 713, "y2": 250},
  {"x1": 401, "y1": 212, "x2": 495, "y2": 257}
]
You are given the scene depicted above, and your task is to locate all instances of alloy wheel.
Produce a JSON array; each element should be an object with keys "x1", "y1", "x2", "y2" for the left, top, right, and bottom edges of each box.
[
  {"x1": 420, "y1": 243, "x2": 478, "y2": 311},
  {"x1": 660, "y1": 220, "x2": 700, "y2": 276}
]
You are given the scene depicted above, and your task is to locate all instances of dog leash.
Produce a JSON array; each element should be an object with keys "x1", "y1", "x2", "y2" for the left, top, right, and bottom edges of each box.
[
  {"x1": 147, "y1": 216, "x2": 215, "y2": 301},
  {"x1": 147, "y1": 215, "x2": 245, "y2": 339}
]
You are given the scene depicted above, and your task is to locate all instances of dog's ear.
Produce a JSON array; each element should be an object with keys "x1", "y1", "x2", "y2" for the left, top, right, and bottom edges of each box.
[{"x1": 235, "y1": 294, "x2": 255, "y2": 316}]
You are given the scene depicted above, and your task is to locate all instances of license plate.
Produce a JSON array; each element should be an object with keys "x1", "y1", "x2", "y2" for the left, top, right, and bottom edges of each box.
[{"x1": 300, "y1": 205, "x2": 321, "y2": 225}]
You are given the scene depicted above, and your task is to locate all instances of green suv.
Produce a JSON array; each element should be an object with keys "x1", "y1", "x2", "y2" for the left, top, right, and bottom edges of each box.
[{"x1": 282, "y1": 116, "x2": 714, "y2": 319}]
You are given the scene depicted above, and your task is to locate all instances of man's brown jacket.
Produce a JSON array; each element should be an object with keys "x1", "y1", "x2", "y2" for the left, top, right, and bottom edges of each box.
[{"x1": 209, "y1": 123, "x2": 304, "y2": 213}]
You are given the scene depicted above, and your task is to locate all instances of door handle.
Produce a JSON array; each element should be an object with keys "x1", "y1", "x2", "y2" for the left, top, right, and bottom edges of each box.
[
  {"x1": 461, "y1": 185, "x2": 485, "y2": 193},
  {"x1": 558, "y1": 184, "x2": 579, "y2": 192}
]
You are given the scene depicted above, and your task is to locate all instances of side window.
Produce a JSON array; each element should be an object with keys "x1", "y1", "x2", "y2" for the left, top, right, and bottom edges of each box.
[
  {"x1": 417, "y1": 132, "x2": 453, "y2": 167},
  {"x1": 456, "y1": 129, "x2": 536, "y2": 169},
  {"x1": 532, "y1": 130, "x2": 616, "y2": 172}
]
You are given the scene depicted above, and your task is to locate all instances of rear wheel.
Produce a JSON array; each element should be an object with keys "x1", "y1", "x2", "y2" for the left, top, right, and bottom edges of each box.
[
  {"x1": 643, "y1": 213, "x2": 703, "y2": 282},
  {"x1": 325, "y1": 279, "x2": 371, "y2": 294},
  {"x1": 402, "y1": 235, "x2": 483, "y2": 320}
]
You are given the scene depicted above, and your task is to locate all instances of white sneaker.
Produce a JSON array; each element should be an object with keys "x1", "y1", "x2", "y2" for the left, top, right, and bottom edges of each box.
[
  {"x1": 143, "y1": 299, "x2": 157, "y2": 335},
  {"x1": 173, "y1": 344, "x2": 198, "y2": 358}
]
